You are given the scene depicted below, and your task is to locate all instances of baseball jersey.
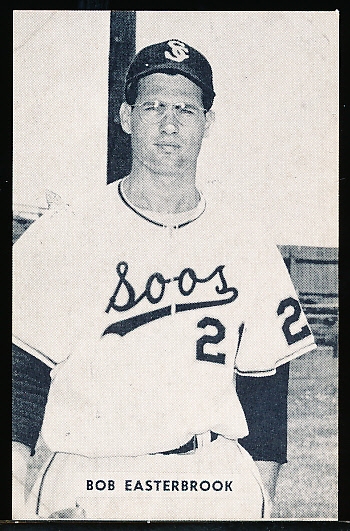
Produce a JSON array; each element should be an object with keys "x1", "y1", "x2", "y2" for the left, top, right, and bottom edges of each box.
[{"x1": 12, "y1": 178, "x2": 316, "y2": 458}]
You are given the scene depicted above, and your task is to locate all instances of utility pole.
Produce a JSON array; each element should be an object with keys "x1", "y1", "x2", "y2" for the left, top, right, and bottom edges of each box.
[{"x1": 107, "y1": 11, "x2": 136, "y2": 183}]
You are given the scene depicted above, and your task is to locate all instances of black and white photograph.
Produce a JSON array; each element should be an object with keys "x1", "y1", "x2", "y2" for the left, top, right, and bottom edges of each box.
[{"x1": 12, "y1": 10, "x2": 338, "y2": 521}]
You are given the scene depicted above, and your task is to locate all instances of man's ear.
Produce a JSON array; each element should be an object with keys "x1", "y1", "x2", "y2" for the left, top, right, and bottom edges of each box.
[
  {"x1": 119, "y1": 102, "x2": 132, "y2": 135},
  {"x1": 203, "y1": 110, "x2": 215, "y2": 138}
]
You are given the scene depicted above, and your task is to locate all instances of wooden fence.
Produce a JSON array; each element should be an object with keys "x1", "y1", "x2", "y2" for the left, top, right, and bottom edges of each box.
[{"x1": 279, "y1": 245, "x2": 338, "y2": 356}]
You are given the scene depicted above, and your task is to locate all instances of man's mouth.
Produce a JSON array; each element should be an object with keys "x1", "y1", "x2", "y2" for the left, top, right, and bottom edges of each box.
[{"x1": 155, "y1": 142, "x2": 181, "y2": 152}]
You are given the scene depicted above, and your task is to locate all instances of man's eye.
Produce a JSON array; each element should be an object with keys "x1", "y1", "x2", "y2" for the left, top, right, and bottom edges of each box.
[
  {"x1": 143, "y1": 102, "x2": 158, "y2": 111},
  {"x1": 178, "y1": 105, "x2": 196, "y2": 115}
]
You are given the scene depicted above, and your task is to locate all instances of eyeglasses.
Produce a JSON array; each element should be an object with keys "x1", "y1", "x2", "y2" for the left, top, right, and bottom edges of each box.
[{"x1": 131, "y1": 100, "x2": 207, "y2": 125}]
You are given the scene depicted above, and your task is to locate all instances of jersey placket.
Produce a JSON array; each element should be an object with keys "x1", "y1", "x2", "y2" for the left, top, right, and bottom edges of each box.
[{"x1": 165, "y1": 222, "x2": 179, "y2": 316}]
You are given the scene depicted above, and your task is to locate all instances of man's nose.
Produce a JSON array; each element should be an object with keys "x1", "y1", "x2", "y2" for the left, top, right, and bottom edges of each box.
[{"x1": 159, "y1": 106, "x2": 179, "y2": 134}]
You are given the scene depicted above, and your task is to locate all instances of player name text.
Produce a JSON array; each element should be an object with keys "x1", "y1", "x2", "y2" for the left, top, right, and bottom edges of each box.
[{"x1": 86, "y1": 479, "x2": 235, "y2": 492}]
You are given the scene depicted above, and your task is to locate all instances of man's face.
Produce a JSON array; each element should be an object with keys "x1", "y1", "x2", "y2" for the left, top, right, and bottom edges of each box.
[{"x1": 120, "y1": 73, "x2": 214, "y2": 176}]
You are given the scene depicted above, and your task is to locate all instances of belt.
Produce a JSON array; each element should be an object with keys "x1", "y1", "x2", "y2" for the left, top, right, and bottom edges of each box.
[{"x1": 160, "y1": 431, "x2": 219, "y2": 455}]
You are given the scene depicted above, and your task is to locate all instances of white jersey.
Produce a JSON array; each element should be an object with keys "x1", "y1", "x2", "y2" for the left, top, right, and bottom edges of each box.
[{"x1": 12, "y1": 178, "x2": 316, "y2": 457}]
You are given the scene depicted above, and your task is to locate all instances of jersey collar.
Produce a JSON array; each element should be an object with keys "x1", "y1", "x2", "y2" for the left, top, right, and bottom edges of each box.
[{"x1": 118, "y1": 177, "x2": 206, "y2": 229}]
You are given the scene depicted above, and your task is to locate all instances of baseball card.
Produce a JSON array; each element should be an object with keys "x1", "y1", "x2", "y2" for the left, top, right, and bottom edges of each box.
[{"x1": 12, "y1": 10, "x2": 338, "y2": 521}]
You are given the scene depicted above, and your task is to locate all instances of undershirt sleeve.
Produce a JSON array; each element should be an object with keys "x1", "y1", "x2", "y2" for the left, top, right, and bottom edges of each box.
[
  {"x1": 236, "y1": 362, "x2": 289, "y2": 464},
  {"x1": 12, "y1": 344, "x2": 52, "y2": 456}
]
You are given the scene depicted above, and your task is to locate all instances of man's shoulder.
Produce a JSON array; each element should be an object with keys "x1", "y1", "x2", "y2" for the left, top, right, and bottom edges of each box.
[
  {"x1": 13, "y1": 180, "x2": 124, "y2": 253},
  {"x1": 202, "y1": 182, "x2": 273, "y2": 248},
  {"x1": 68, "y1": 180, "x2": 120, "y2": 214}
]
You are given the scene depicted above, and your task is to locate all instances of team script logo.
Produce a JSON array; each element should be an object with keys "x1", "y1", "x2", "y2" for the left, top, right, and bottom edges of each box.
[
  {"x1": 164, "y1": 40, "x2": 189, "y2": 62},
  {"x1": 103, "y1": 261, "x2": 238, "y2": 336}
]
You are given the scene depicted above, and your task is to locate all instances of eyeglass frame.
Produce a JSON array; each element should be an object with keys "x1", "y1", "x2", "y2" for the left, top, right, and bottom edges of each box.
[{"x1": 130, "y1": 99, "x2": 208, "y2": 125}]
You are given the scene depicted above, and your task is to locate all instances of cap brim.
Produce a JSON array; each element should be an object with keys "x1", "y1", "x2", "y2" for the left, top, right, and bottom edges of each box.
[{"x1": 127, "y1": 63, "x2": 215, "y2": 98}]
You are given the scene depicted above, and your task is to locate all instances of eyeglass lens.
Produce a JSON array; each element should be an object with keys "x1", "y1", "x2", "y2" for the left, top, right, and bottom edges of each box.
[{"x1": 136, "y1": 101, "x2": 205, "y2": 124}]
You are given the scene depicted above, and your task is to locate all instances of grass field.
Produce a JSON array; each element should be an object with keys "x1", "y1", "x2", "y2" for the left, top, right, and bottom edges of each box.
[
  {"x1": 26, "y1": 347, "x2": 338, "y2": 520},
  {"x1": 272, "y1": 346, "x2": 337, "y2": 519}
]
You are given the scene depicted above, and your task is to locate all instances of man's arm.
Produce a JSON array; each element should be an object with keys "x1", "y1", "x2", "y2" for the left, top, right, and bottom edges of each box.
[
  {"x1": 236, "y1": 362, "x2": 290, "y2": 502},
  {"x1": 254, "y1": 460, "x2": 280, "y2": 501},
  {"x1": 12, "y1": 345, "x2": 52, "y2": 519},
  {"x1": 12, "y1": 441, "x2": 31, "y2": 519}
]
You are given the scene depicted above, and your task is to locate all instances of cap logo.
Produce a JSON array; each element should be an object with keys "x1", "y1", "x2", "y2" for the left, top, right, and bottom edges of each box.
[{"x1": 164, "y1": 40, "x2": 189, "y2": 63}]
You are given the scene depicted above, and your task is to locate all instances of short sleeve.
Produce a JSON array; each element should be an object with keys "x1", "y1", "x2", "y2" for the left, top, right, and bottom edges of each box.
[
  {"x1": 234, "y1": 240, "x2": 317, "y2": 376},
  {"x1": 12, "y1": 207, "x2": 81, "y2": 365}
]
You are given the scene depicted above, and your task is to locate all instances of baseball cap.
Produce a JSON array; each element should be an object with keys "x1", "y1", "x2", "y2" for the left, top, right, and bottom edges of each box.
[{"x1": 125, "y1": 39, "x2": 215, "y2": 110}]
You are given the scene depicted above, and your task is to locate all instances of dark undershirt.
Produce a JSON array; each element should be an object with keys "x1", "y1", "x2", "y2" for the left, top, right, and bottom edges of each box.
[
  {"x1": 12, "y1": 345, "x2": 52, "y2": 456},
  {"x1": 237, "y1": 362, "x2": 289, "y2": 464},
  {"x1": 12, "y1": 344, "x2": 288, "y2": 463}
]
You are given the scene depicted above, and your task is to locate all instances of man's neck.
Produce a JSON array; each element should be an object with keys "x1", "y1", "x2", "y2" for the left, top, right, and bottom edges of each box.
[{"x1": 122, "y1": 169, "x2": 200, "y2": 214}]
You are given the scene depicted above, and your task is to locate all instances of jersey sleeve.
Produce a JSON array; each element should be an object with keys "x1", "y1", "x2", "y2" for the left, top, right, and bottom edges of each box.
[
  {"x1": 12, "y1": 207, "x2": 81, "y2": 366},
  {"x1": 234, "y1": 240, "x2": 317, "y2": 376}
]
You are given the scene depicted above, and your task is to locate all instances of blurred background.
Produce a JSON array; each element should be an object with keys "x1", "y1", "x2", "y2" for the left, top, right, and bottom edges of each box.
[{"x1": 13, "y1": 11, "x2": 338, "y2": 519}]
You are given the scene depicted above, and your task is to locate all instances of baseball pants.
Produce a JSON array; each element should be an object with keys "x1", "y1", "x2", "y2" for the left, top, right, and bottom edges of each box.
[{"x1": 27, "y1": 434, "x2": 270, "y2": 520}]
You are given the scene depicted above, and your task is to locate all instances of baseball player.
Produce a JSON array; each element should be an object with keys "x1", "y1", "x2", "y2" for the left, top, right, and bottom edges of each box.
[{"x1": 12, "y1": 39, "x2": 317, "y2": 520}]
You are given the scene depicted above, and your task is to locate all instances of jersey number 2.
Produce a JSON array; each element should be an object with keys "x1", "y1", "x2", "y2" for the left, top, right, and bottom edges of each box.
[
  {"x1": 277, "y1": 297, "x2": 312, "y2": 345},
  {"x1": 196, "y1": 317, "x2": 226, "y2": 364}
]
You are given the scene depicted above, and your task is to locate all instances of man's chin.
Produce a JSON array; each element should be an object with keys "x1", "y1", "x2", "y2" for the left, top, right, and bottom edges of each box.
[
  {"x1": 136, "y1": 155, "x2": 191, "y2": 176},
  {"x1": 150, "y1": 160, "x2": 187, "y2": 176}
]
